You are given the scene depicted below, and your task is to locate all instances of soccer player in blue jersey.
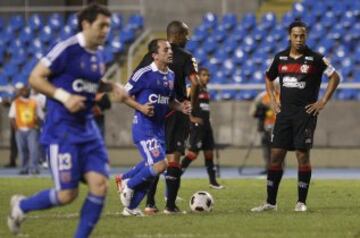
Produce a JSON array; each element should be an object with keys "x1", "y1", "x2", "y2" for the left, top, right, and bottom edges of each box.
[
  {"x1": 7, "y1": 4, "x2": 130, "y2": 237},
  {"x1": 117, "y1": 39, "x2": 191, "y2": 216}
]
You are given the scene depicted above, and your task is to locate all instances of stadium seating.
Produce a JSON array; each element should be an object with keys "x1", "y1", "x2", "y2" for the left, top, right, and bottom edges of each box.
[
  {"x1": 0, "y1": 12, "x2": 144, "y2": 101},
  {"x1": 187, "y1": 0, "x2": 360, "y2": 101}
]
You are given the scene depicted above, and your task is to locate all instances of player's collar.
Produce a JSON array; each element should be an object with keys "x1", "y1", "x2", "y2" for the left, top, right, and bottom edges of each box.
[
  {"x1": 76, "y1": 33, "x2": 102, "y2": 53},
  {"x1": 150, "y1": 62, "x2": 169, "y2": 74}
]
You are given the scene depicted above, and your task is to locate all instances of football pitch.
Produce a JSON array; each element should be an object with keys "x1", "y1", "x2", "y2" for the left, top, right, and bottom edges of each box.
[{"x1": 1, "y1": 178, "x2": 360, "y2": 238}]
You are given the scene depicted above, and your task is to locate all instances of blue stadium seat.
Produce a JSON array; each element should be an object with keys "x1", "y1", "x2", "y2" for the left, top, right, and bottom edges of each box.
[
  {"x1": 119, "y1": 27, "x2": 135, "y2": 43},
  {"x1": 203, "y1": 37, "x2": 217, "y2": 54},
  {"x1": 0, "y1": 16, "x2": 4, "y2": 31},
  {"x1": 110, "y1": 37, "x2": 125, "y2": 53},
  {"x1": 261, "y1": 12, "x2": 276, "y2": 30},
  {"x1": 241, "y1": 13, "x2": 256, "y2": 31},
  {"x1": 59, "y1": 25, "x2": 74, "y2": 40},
  {"x1": 232, "y1": 48, "x2": 247, "y2": 65},
  {"x1": 281, "y1": 11, "x2": 295, "y2": 25},
  {"x1": 337, "y1": 89, "x2": 356, "y2": 100},
  {"x1": 186, "y1": 39, "x2": 198, "y2": 52},
  {"x1": 193, "y1": 48, "x2": 207, "y2": 64},
  {"x1": 202, "y1": 12, "x2": 217, "y2": 30},
  {"x1": 252, "y1": 25, "x2": 267, "y2": 42},
  {"x1": 222, "y1": 13, "x2": 237, "y2": 31},
  {"x1": 127, "y1": 14, "x2": 144, "y2": 30},
  {"x1": 213, "y1": 25, "x2": 227, "y2": 42},
  {"x1": 39, "y1": 25, "x2": 53, "y2": 44},
  {"x1": 67, "y1": 13, "x2": 78, "y2": 31},
  {"x1": 102, "y1": 48, "x2": 114, "y2": 64},
  {"x1": 3, "y1": 63, "x2": 18, "y2": 78},
  {"x1": 48, "y1": 13, "x2": 64, "y2": 32},
  {"x1": 10, "y1": 49, "x2": 27, "y2": 66},
  {"x1": 3, "y1": 26, "x2": 15, "y2": 45},
  {"x1": 321, "y1": 11, "x2": 336, "y2": 30},
  {"x1": 28, "y1": 14, "x2": 43, "y2": 32},
  {"x1": 193, "y1": 25, "x2": 209, "y2": 42},
  {"x1": 223, "y1": 38, "x2": 238, "y2": 54},
  {"x1": 10, "y1": 15, "x2": 24, "y2": 31},
  {"x1": 220, "y1": 90, "x2": 236, "y2": 100},
  {"x1": 111, "y1": 13, "x2": 123, "y2": 31},
  {"x1": 222, "y1": 59, "x2": 235, "y2": 77},
  {"x1": 19, "y1": 26, "x2": 34, "y2": 44}
]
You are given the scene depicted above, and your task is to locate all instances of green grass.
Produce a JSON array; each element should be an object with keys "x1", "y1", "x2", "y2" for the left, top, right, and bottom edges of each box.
[{"x1": 1, "y1": 178, "x2": 360, "y2": 238}]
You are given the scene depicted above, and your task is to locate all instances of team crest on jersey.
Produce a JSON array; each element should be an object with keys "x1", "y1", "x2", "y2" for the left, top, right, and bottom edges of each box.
[
  {"x1": 91, "y1": 56, "x2": 97, "y2": 62},
  {"x1": 91, "y1": 64, "x2": 98, "y2": 72},
  {"x1": 300, "y1": 64, "x2": 310, "y2": 73},
  {"x1": 281, "y1": 65, "x2": 288, "y2": 72}
]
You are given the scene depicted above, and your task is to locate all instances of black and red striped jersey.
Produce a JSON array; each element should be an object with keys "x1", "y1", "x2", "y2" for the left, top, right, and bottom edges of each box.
[
  {"x1": 266, "y1": 46, "x2": 335, "y2": 108},
  {"x1": 192, "y1": 86, "x2": 210, "y2": 121}
]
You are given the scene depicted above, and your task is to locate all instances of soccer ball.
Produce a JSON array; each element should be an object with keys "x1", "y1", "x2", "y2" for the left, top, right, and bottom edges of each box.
[{"x1": 189, "y1": 191, "x2": 214, "y2": 212}]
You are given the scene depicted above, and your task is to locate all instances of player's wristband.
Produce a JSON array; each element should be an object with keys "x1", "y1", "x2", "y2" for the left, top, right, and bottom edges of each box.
[{"x1": 54, "y1": 88, "x2": 71, "y2": 104}]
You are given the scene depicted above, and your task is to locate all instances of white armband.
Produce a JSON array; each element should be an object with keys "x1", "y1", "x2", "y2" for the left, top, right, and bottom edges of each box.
[{"x1": 54, "y1": 88, "x2": 71, "y2": 104}]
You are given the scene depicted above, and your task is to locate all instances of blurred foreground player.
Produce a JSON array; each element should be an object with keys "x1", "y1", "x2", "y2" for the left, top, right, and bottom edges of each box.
[{"x1": 7, "y1": 4, "x2": 128, "y2": 237}]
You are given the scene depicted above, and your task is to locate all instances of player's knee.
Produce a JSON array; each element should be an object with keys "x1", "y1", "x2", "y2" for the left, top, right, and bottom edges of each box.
[
  {"x1": 187, "y1": 151, "x2": 198, "y2": 160},
  {"x1": 90, "y1": 179, "x2": 108, "y2": 196},
  {"x1": 204, "y1": 151, "x2": 213, "y2": 160},
  {"x1": 57, "y1": 189, "x2": 79, "y2": 205},
  {"x1": 153, "y1": 160, "x2": 168, "y2": 174},
  {"x1": 296, "y1": 150, "x2": 310, "y2": 165}
]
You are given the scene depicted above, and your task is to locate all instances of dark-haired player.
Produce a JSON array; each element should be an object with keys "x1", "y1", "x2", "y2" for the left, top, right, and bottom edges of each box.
[
  {"x1": 7, "y1": 4, "x2": 128, "y2": 237},
  {"x1": 181, "y1": 67, "x2": 223, "y2": 189},
  {"x1": 251, "y1": 20, "x2": 340, "y2": 212}
]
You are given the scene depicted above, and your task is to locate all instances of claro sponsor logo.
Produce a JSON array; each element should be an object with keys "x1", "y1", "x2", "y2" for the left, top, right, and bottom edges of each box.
[
  {"x1": 148, "y1": 94, "x2": 169, "y2": 104},
  {"x1": 72, "y1": 79, "x2": 98, "y2": 93}
]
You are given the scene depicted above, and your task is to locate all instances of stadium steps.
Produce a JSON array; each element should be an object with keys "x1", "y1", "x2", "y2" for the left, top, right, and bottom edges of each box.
[{"x1": 257, "y1": 0, "x2": 296, "y2": 19}]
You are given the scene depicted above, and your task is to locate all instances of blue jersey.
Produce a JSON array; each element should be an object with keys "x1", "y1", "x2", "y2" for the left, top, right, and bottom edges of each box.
[
  {"x1": 40, "y1": 33, "x2": 105, "y2": 144},
  {"x1": 125, "y1": 62, "x2": 175, "y2": 143}
]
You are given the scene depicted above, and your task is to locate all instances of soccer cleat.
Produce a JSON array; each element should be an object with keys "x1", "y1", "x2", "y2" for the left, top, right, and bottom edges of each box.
[
  {"x1": 120, "y1": 181, "x2": 133, "y2": 207},
  {"x1": 7, "y1": 195, "x2": 26, "y2": 235},
  {"x1": 122, "y1": 207, "x2": 144, "y2": 217},
  {"x1": 163, "y1": 206, "x2": 187, "y2": 215},
  {"x1": 250, "y1": 203, "x2": 277, "y2": 212},
  {"x1": 209, "y1": 182, "x2": 224, "y2": 190},
  {"x1": 144, "y1": 204, "x2": 159, "y2": 215},
  {"x1": 115, "y1": 175, "x2": 124, "y2": 193},
  {"x1": 294, "y1": 202, "x2": 307, "y2": 212}
]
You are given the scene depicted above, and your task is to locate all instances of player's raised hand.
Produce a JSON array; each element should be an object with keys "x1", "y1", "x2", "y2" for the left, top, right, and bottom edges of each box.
[
  {"x1": 305, "y1": 100, "x2": 326, "y2": 116},
  {"x1": 140, "y1": 102, "x2": 155, "y2": 117},
  {"x1": 64, "y1": 95, "x2": 86, "y2": 113}
]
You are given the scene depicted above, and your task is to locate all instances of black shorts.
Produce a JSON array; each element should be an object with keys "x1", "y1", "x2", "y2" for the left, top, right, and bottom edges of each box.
[
  {"x1": 188, "y1": 122, "x2": 215, "y2": 152},
  {"x1": 271, "y1": 108, "x2": 317, "y2": 151},
  {"x1": 165, "y1": 111, "x2": 189, "y2": 154}
]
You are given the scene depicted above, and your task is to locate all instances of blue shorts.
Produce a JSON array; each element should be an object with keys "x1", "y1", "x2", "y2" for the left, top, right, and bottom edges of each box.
[
  {"x1": 135, "y1": 137, "x2": 166, "y2": 166},
  {"x1": 46, "y1": 138, "x2": 109, "y2": 190}
]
